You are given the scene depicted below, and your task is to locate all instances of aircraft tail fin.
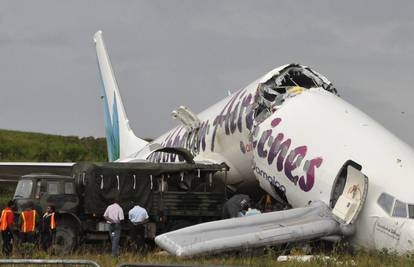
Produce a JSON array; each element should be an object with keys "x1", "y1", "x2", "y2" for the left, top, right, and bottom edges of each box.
[{"x1": 94, "y1": 31, "x2": 148, "y2": 161}]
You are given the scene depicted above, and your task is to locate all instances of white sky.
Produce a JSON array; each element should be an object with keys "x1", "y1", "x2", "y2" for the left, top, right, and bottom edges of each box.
[{"x1": 1, "y1": 1, "x2": 414, "y2": 145}]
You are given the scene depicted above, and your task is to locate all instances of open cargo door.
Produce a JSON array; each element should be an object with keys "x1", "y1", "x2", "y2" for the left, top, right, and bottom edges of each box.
[{"x1": 332, "y1": 165, "x2": 368, "y2": 224}]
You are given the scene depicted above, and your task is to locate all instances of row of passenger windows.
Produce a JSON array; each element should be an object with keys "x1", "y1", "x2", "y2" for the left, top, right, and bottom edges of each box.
[{"x1": 377, "y1": 192, "x2": 414, "y2": 218}]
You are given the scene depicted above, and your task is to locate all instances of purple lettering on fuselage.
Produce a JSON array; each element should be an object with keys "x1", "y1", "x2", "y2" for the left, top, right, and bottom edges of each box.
[
  {"x1": 256, "y1": 118, "x2": 323, "y2": 192},
  {"x1": 300, "y1": 157, "x2": 322, "y2": 192},
  {"x1": 153, "y1": 88, "x2": 255, "y2": 161},
  {"x1": 210, "y1": 89, "x2": 255, "y2": 152}
]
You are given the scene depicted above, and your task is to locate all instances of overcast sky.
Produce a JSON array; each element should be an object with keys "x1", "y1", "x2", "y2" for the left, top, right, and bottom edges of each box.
[{"x1": 1, "y1": 1, "x2": 414, "y2": 145}]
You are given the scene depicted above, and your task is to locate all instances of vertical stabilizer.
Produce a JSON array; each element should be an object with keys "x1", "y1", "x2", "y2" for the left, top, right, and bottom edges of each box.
[{"x1": 94, "y1": 31, "x2": 148, "y2": 161}]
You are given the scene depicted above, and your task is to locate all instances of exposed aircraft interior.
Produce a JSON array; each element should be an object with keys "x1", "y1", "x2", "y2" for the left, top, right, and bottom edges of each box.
[{"x1": 253, "y1": 64, "x2": 338, "y2": 124}]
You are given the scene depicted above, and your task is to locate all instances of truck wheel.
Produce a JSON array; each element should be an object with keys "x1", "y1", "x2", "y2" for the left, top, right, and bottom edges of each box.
[{"x1": 54, "y1": 220, "x2": 78, "y2": 255}]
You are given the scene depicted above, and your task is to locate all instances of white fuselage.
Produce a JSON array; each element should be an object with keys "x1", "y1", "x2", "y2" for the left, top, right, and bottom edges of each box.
[{"x1": 124, "y1": 66, "x2": 414, "y2": 253}]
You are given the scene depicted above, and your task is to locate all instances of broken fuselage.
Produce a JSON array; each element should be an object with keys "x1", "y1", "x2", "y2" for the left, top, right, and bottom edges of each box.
[{"x1": 126, "y1": 64, "x2": 414, "y2": 253}]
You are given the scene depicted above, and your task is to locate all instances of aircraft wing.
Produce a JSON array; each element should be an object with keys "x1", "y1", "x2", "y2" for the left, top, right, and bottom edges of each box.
[
  {"x1": 155, "y1": 201, "x2": 346, "y2": 257},
  {"x1": 0, "y1": 162, "x2": 74, "y2": 182}
]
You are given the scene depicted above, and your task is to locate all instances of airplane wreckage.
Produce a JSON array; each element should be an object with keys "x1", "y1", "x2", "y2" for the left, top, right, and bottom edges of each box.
[
  {"x1": 8, "y1": 31, "x2": 413, "y2": 257},
  {"x1": 155, "y1": 64, "x2": 369, "y2": 256},
  {"x1": 93, "y1": 30, "x2": 414, "y2": 257}
]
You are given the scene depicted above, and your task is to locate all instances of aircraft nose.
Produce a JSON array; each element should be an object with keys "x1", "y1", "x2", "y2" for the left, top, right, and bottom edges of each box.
[
  {"x1": 373, "y1": 217, "x2": 414, "y2": 253},
  {"x1": 399, "y1": 220, "x2": 414, "y2": 252}
]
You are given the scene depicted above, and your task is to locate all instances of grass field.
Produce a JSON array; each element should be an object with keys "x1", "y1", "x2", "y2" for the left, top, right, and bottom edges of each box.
[
  {"x1": 3, "y1": 183, "x2": 414, "y2": 266},
  {"x1": 2, "y1": 186, "x2": 414, "y2": 266},
  {"x1": 2, "y1": 242, "x2": 414, "y2": 267}
]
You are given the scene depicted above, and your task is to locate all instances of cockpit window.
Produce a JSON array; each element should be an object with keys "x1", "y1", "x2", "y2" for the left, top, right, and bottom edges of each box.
[
  {"x1": 393, "y1": 200, "x2": 407, "y2": 218},
  {"x1": 378, "y1": 192, "x2": 414, "y2": 219},
  {"x1": 378, "y1": 192, "x2": 395, "y2": 214},
  {"x1": 408, "y1": 205, "x2": 414, "y2": 219}
]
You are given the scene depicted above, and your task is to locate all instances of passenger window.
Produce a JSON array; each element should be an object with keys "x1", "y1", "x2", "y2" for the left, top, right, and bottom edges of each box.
[
  {"x1": 65, "y1": 183, "x2": 75, "y2": 194},
  {"x1": 377, "y1": 193, "x2": 395, "y2": 214},
  {"x1": 392, "y1": 200, "x2": 408, "y2": 218},
  {"x1": 47, "y1": 182, "x2": 59, "y2": 195}
]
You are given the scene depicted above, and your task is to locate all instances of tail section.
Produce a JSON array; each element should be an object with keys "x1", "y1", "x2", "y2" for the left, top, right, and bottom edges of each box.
[{"x1": 94, "y1": 31, "x2": 148, "y2": 161}]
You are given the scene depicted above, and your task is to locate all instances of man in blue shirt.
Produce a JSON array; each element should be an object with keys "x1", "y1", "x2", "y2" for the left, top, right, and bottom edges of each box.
[{"x1": 128, "y1": 204, "x2": 149, "y2": 251}]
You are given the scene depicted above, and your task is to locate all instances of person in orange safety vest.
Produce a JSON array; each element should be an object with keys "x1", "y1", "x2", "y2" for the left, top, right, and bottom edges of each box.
[
  {"x1": 41, "y1": 205, "x2": 56, "y2": 251},
  {"x1": 1, "y1": 201, "x2": 15, "y2": 256},
  {"x1": 18, "y1": 204, "x2": 39, "y2": 244}
]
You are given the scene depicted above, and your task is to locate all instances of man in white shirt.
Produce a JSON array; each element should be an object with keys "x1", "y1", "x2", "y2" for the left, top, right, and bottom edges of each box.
[
  {"x1": 103, "y1": 202, "x2": 124, "y2": 257},
  {"x1": 128, "y1": 205, "x2": 149, "y2": 225},
  {"x1": 128, "y1": 204, "x2": 149, "y2": 250}
]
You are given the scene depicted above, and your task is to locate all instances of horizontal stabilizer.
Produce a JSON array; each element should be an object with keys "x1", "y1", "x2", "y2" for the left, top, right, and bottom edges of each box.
[{"x1": 155, "y1": 201, "x2": 342, "y2": 257}]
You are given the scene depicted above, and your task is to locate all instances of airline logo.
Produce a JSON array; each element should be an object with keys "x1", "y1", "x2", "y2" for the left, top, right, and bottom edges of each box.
[
  {"x1": 98, "y1": 67, "x2": 120, "y2": 161},
  {"x1": 254, "y1": 117, "x2": 323, "y2": 192}
]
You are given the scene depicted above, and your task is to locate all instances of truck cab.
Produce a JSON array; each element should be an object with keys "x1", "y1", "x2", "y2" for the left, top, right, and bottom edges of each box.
[
  {"x1": 14, "y1": 174, "x2": 79, "y2": 214},
  {"x1": 13, "y1": 174, "x2": 80, "y2": 254}
]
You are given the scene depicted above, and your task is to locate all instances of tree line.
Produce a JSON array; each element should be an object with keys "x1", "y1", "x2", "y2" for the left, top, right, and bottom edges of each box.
[{"x1": 0, "y1": 129, "x2": 108, "y2": 162}]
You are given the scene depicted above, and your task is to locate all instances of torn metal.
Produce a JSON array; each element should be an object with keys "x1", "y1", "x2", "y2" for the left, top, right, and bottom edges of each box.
[{"x1": 252, "y1": 64, "x2": 338, "y2": 125}]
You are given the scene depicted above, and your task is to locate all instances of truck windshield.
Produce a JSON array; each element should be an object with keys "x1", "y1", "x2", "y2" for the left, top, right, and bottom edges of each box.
[{"x1": 14, "y1": 180, "x2": 33, "y2": 199}]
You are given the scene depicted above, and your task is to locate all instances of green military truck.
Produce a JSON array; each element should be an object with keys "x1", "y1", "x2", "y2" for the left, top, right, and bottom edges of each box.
[{"x1": 12, "y1": 149, "x2": 229, "y2": 253}]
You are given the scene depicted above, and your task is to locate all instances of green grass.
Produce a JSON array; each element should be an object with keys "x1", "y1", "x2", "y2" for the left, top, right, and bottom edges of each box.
[
  {"x1": 0, "y1": 184, "x2": 15, "y2": 209},
  {"x1": 2, "y1": 245, "x2": 414, "y2": 267}
]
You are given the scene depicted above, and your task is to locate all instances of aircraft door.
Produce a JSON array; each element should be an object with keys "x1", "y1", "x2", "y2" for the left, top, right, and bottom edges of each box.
[{"x1": 331, "y1": 164, "x2": 368, "y2": 224}]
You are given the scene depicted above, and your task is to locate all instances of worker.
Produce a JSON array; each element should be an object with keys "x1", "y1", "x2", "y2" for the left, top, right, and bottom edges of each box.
[
  {"x1": 18, "y1": 204, "x2": 39, "y2": 244},
  {"x1": 128, "y1": 204, "x2": 149, "y2": 225},
  {"x1": 238, "y1": 199, "x2": 250, "y2": 217},
  {"x1": 128, "y1": 204, "x2": 149, "y2": 250},
  {"x1": 238, "y1": 199, "x2": 261, "y2": 217},
  {"x1": 104, "y1": 201, "x2": 124, "y2": 257},
  {"x1": 0, "y1": 201, "x2": 15, "y2": 256},
  {"x1": 41, "y1": 205, "x2": 56, "y2": 251},
  {"x1": 245, "y1": 206, "x2": 262, "y2": 216},
  {"x1": 222, "y1": 194, "x2": 251, "y2": 219}
]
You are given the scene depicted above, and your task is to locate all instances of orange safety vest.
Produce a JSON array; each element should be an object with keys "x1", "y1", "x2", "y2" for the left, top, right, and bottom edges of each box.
[
  {"x1": 21, "y1": 210, "x2": 36, "y2": 233},
  {"x1": 43, "y1": 212, "x2": 56, "y2": 230},
  {"x1": 0, "y1": 208, "x2": 13, "y2": 231},
  {"x1": 50, "y1": 212, "x2": 56, "y2": 230}
]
